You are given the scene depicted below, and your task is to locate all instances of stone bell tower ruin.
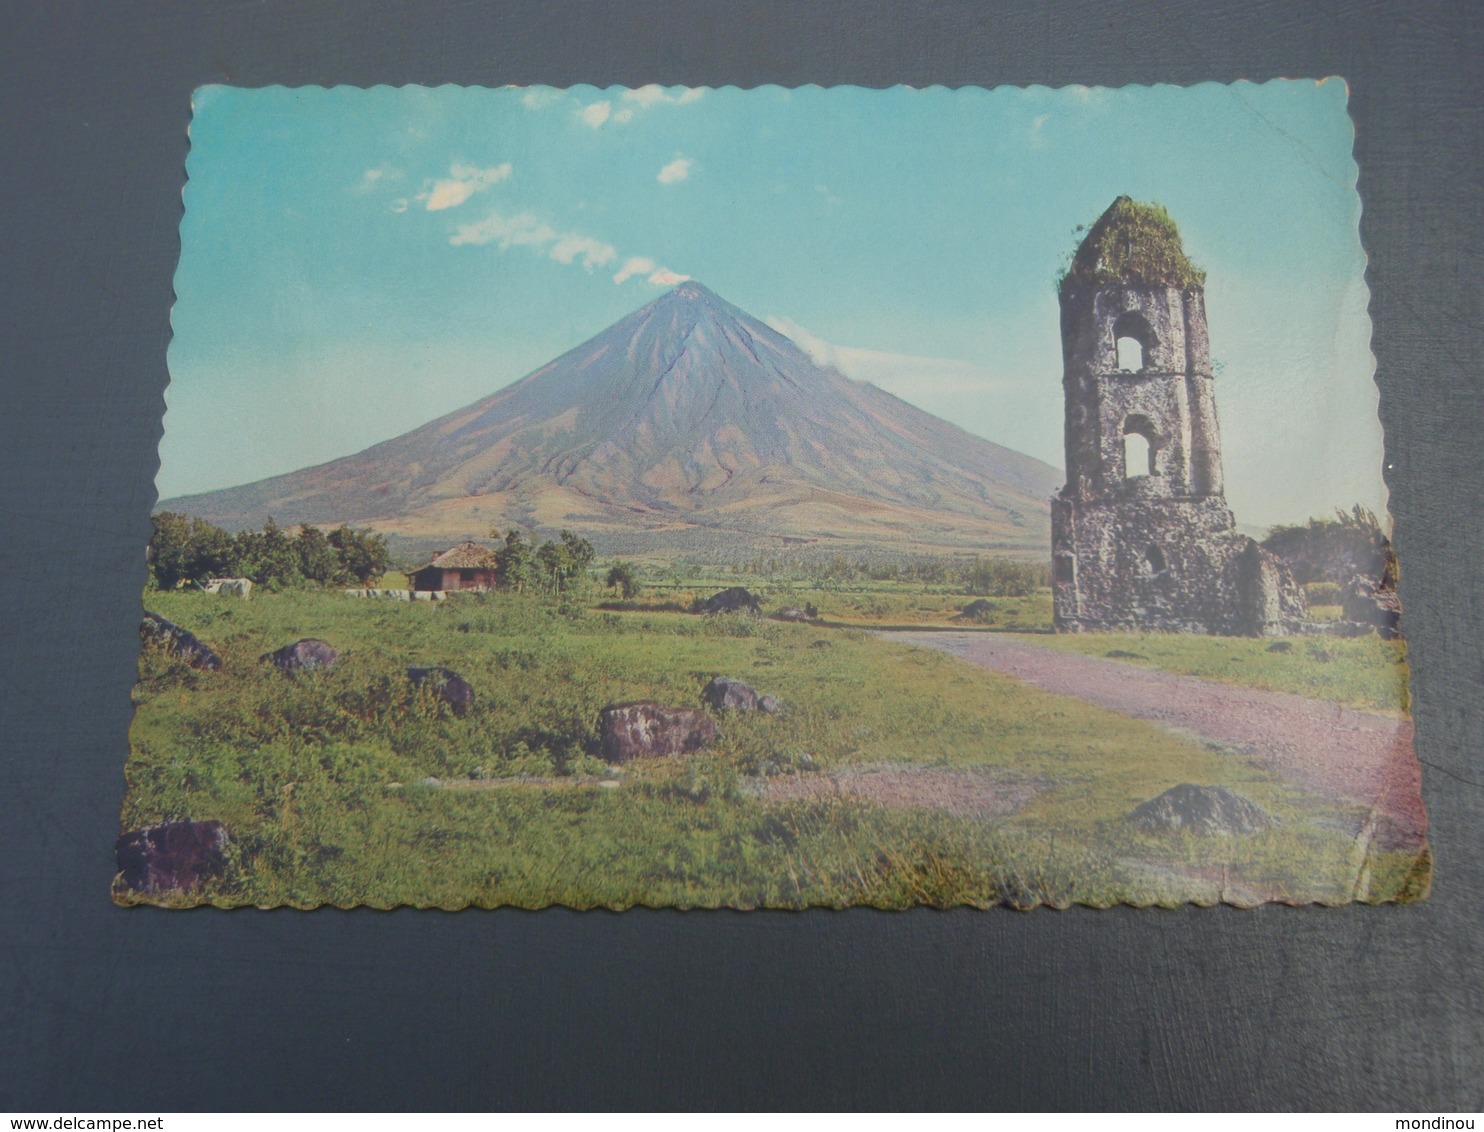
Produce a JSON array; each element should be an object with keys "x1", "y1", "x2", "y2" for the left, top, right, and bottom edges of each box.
[{"x1": 1050, "y1": 197, "x2": 1304, "y2": 636}]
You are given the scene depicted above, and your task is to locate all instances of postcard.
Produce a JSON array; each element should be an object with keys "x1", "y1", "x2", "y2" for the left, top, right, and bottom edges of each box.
[{"x1": 119, "y1": 82, "x2": 1427, "y2": 908}]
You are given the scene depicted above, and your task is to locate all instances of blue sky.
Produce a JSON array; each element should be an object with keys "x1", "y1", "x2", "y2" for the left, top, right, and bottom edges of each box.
[{"x1": 164, "y1": 80, "x2": 1383, "y2": 529}]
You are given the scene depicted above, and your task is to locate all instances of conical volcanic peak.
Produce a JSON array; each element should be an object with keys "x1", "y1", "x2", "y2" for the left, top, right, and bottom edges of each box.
[{"x1": 161, "y1": 284, "x2": 1061, "y2": 557}]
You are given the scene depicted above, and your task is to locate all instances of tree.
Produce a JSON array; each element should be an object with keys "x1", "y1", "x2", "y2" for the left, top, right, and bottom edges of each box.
[
  {"x1": 328, "y1": 524, "x2": 390, "y2": 585},
  {"x1": 147, "y1": 511, "x2": 196, "y2": 590},
  {"x1": 535, "y1": 539, "x2": 566, "y2": 595},
  {"x1": 146, "y1": 512, "x2": 240, "y2": 589},
  {"x1": 190, "y1": 518, "x2": 237, "y2": 580},
  {"x1": 526, "y1": 530, "x2": 596, "y2": 595},
  {"x1": 296, "y1": 524, "x2": 342, "y2": 585},
  {"x1": 559, "y1": 530, "x2": 595, "y2": 579},
  {"x1": 605, "y1": 560, "x2": 639, "y2": 599},
  {"x1": 492, "y1": 528, "x2": 535, "y2": 592},
  {"x1": 246, "y1": 517, "x2": 301, "y2": 589}
]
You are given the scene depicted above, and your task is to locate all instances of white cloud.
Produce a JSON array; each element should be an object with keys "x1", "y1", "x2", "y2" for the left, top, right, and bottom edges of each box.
[
  {"x1": 420, "y1": 162, "x2": 512, "y2": 211},
  {"x1": 390, "y1": 198, "x2": 408, "y2": 213},
  {"x1": 623, "y1": 85, "x2": 705, "y2": 107},
  {"x1": 579, "y1": 101, "x2": 612, "y2": 128},
  {"x1": 549, "y1": 233, "x2": 617, "y2": 271},
  {"x1": 449, "y1": 210, "x2": 557, "y2": 249},
  {"x1": 612, "y1": 256, "x2": 656, "y2": 284},
  {"x1": 657, "y1": 156, "x2": 693, "y2": 184},
  {"x1": 614, "y1": 108, "x2": 634, "y2": 123},
  {"x1": 623, "y1": 85, "x2": 670, "y2": 108},
  {"x1": 451, "y1": 209, "x2": 678, "y2": 285},
  {"x1": 450, "y1": 210, "x2": 620, "y2": 274}
]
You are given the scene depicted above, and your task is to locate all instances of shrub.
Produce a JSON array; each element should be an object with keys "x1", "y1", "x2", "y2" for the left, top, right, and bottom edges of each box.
[{"x1": 1263, "y1": 506, "x2": 1391, "y2": 585}]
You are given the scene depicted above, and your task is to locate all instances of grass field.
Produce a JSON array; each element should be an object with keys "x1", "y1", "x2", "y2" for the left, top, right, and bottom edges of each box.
[
  {"x1": 119, "y1": 586, "x2": 1423, "y2": 909},
  {"x1": 596, "y1": 578, "x2": 1052, "y2": 630},
  {"x1": 606, "y1": 576, "x2": 1407, "y2": 711},
  {"x1": 1019, "y1": 630, "x2": 1409, "y2": 713}
]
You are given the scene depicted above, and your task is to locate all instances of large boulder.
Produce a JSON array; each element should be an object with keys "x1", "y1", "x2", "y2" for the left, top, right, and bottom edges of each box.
[
  {"x1": 599, "y1": 702, "x2": 717, "y2": 763},
  {"x1": 700, "y1": 677, "x2": 785, "y2": 715},
  {"x1": 693, "y1": 587, "x2": 762, "y2": 615},
  {"x1": 140, "y1": 611, "x2": 222, "y2": 669},
  {"x1": 406, "y1": 666, "x2": 474, "y2": 717},
  {"x1": 703, "y1": 676, "x2": 760, "y2": 712},
  {"x1": 1128, "y1": 784, "x2": 1275, "y2": 836},
  {"x1": 954, "y1": 599, "x2": 995, "y2": 621},
  {"x1": 115, "y1": 820, "x2": 230, "y2": 894},
  {"x1": 261, "y1": 638, "x2": 340, "y2": 672}
]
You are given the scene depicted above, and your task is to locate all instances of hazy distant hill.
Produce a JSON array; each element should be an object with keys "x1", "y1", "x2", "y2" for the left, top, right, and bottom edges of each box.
[{"x1": 160, "y1": 282, "x2": 1060, "y2": 557}]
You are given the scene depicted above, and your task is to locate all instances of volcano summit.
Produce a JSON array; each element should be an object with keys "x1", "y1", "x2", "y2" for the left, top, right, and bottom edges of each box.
[{"x1": 161, "y1": 283, "x2": 1059, "y2": 556}]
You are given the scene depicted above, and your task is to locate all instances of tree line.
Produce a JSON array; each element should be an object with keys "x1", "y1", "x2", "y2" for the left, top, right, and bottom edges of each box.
[
  {"x1": 726, "y1": 552, "x2": 1050, "y2": 596},
  {"x1": 489, "y1": 528, "x2": 596, "y2": 595},
  {"x1": 148, "y1": 512, "x2": 391, "y2": 591}
]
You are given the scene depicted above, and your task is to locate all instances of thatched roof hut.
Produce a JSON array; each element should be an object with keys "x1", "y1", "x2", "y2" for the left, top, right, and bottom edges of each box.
[{"x1": 409, "y1": 541, "x2": 498, "y2": 592}]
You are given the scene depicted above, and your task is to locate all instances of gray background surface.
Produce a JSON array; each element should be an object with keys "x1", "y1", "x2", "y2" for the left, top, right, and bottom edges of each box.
[{"x1": 1, "y1": 0, "x2": 1480, "y2": 1111}]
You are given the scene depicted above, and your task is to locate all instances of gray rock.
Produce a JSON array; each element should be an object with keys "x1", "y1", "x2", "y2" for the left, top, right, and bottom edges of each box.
[
  {"x1": 261, "y1": 638, "x2": 339, "y2": 672},
  {"x1": 692, "y1": 587, "x2": 761, "y2": 615},
  {"x1": 140, "y1": 611, "x2": 222, "y2": 669},
  {"x1": 115, "y1": 820, "x2": 230, "y2": 893},
  {"x1": 954, "y1": 599, "x2": 995, "y2": 621},
  {"x1": 406, "y1": 665, "x2": 474, "y2": 717},
  {"x1": 1128, "y1": 784, "x2": 1275, "y2": 836},
  {"x1": 758, "y1": 695, "x2": 784, "y2": 714},
  {"x1": 599, "y1": 702, "x2": 717, "y2": 763},
  {"x1": 703, "y1": 676, "x2": 760, "y2": 712},
  {"x1": 773, "y1": 607, "x2": 814, "y2": 622}
]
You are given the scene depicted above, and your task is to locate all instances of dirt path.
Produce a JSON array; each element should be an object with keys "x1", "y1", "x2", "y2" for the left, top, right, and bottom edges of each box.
[{"x1": 885, "y1": 631, "x2": 1427, "y2": 852}]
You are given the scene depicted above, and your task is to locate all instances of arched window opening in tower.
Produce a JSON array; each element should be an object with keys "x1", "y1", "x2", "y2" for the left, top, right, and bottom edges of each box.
[
  {"x1": 1122, "y1": 415, "x2": 1157, "y2": 478},
  {"x1": 1116, "y1": 336, "x2": 1144, "y2": 372},
  {"x1": 1112, "y1": 310, "x2": 1156, "y2": 373},
  {"x1": 1143, "y1": 544, "x2": 1168, "y2": 577}
]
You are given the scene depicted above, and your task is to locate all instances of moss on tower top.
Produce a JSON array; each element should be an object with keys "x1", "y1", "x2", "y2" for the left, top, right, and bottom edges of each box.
[{"x1": 1059, "y1": 196, "x2": 1206, "y2": 292}]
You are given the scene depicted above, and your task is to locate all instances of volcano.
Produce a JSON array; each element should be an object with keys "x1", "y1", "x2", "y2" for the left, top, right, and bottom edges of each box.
[{"x1": 160, "y1": 282, "x2": 1060, "y2": 556}]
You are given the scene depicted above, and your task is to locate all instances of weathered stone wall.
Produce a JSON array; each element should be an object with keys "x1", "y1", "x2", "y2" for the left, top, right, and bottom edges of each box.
[
  {"x1": 1052, "y1": 271, "x2": 1304, "y2": 636},
  {"x1": 1060, "y1": 285, "x2": 1218, "y2": 500},
  {"x1": 1052, "y1": 492, "x2": 1304, "y2": 634}
]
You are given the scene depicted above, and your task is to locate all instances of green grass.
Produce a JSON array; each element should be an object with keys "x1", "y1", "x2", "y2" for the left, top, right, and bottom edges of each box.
[
  {"x1": 606, "y1": 581, "x2": 1051, "y2": 630},
  {"x1": 120, "y1": 589, "x2": 1421, "y2": 909},
  {"x1": 1021, "y1": 630, "x2": 1410, "y2": 713}
]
